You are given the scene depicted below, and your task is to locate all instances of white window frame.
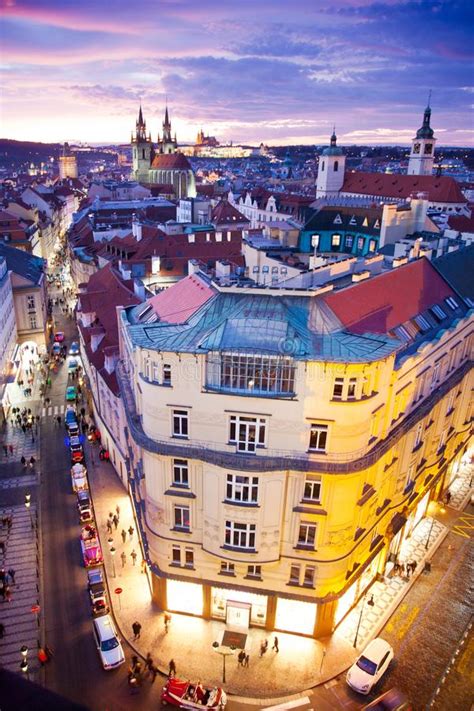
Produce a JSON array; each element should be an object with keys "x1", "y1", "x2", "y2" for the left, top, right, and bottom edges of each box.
[
  {"x1": 297, "y1": 522, "x2": 317, "y2": 548},
  {"x1": 172, "y1": 545, "x2": 181, "y2": 565},
  {"x1": 225, "y1": 521, "x2": 256, "y2": 550},
  {"x1": 413, "y1": 423, "x2": 423, "y2": 449},
  {"x1": 174, "y1": 505, "x2": 190, "y2": 530},
  {"x1": 184, "y1": 548, "x2": 194, "y2": 568},
  {"x1": 332, "y1": 377, "x2": 344, "y2": 400},
  {"x1": 289, "y1": 564, "x2": 301, "y2": 584},
  {"x1": 29, "y1": 315, "x2": 37, "y2": 329},
  {"x1": 303, "y1": 478, "x2": 322, "y2": 503},
  {"x1": 172, "y1": 409, "x2": 189, "y2": 438},
  {"x1": 229, "y1": 415, "x2": 266, "y2": 453},
  {"x1": 163, "y1": 363, "x2": 172, "y2": 385},
  {"x1": 172, "y1": 459, "x2": 189, "y2": 487},
  {"x1": 347, "y1": 377, "x2": 357, "y2": 400},
  {"x1": 27, "y1": 295, "x2": 35, "y2": 310},
  {"x1": 247, "y1": 564, "x2": 261, "y2": 578},
  {"x1": 226, "y1": 474, "x2": 259, "y2": 503},
  {"x1": 309, "y1": 424, "x2": 328, "y2": 453},
  {"x1": 220, "y1": 561, "x2": 235, "y2": 575},
  {"x1": 151, "y1": 362, "x2": 160, "y2": 383}
]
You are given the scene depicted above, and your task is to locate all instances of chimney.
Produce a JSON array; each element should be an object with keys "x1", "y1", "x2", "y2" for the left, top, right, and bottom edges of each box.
[
  {"x1": 133, "y1": 278, "x2": 145, "y2": 300},
  {"x1": 188, "y1": 259, "x2": 201, "y2": 275},
  {"x1": 132, "y1": 213, "x2": 142, "y2": 241},
  {"x1": 352, "y1": 270, "x2": 371, "y2": 283},
  {"x1": 215, "y1": 260, "x2": 231, "y2": 279}
]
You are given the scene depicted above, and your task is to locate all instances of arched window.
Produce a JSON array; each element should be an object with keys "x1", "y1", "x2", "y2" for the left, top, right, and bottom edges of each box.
[
  {"x1": 321, "y1": 161, "x2": 325, "y2": 172},
  {"x1": 334, "y1": 161, "x2": 339, "y2": 172}
]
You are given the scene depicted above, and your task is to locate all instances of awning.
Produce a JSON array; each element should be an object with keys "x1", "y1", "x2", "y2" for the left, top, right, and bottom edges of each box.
[{"x1": 390, "y1": 512, "x2": 407, "y2": 536}]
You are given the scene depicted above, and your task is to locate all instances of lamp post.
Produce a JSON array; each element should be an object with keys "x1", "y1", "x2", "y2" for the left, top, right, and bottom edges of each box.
[
  {"x1": 20, "y1": 658, "x2": 29, "y2": 680},
  {"x1": 212, "y1": 642, "x2": 236, "y2": 684},
  {"x1": 110, "y1": 546, "x2": 116, "y2": 578},
  {"x1": 425, "y1": 515, "x2": 436, "y2": 550},
  {"x1": 353, "y1": 594, "x2": 375, "y2": 649},
  {"x1": 24, "y1": 493, "x2": 33, "y2": 530}
]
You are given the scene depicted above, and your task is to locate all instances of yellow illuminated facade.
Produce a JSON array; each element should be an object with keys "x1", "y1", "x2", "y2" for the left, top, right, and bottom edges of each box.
[{"x1": 118, "y1": 263, "x2": 473, "y2": 638}]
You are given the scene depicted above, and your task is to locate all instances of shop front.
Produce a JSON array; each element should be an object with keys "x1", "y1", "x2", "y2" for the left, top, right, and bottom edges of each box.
[
  {"x1": 335, "y1": 549, "x2": 383, "y2": 627},
  {"x1": 275, "y1": 597, "x2": 317, "y2": 636},
  {"x1": 167, "y1": 579, "x2": 203, "y2": 616},
  {"x1": 211, "y1": 587, "x2": 267, "y2": 628}
]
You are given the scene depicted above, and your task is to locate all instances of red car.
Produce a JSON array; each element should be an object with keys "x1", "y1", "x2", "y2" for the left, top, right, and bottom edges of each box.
[
  {"x1": 161, "y1": 678, "x2": 227, "y2": 709},
  {"x1": 80, "y1": 525, "x2": 103, "y2": 567},
  {"x1": 54, "y1": 331, "x2": 65, "y2": 342}
]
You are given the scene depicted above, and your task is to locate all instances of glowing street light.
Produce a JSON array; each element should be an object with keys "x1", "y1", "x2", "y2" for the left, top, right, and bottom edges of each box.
[
  {"x1": 212, "y1": 642, "x2": 235, "y2": 684},
  {"x1": 24, "y1": 493, "x2": 33, "y2": 530},
  {"x1": 110, "y1": 546, "x2": 116, "y2": 578},
  {"x1": 353, "y1": 594, "x2": 375, "y2": 648}
]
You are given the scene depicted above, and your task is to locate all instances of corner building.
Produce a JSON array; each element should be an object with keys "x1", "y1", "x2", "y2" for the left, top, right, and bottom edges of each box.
[{"x1": 117, "y1": 258, "x2": 473, "y2": 638}]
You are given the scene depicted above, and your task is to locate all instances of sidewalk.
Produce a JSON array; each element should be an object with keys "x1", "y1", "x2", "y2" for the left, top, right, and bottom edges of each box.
[{"x1": 86, "y1": 442, "x2": 474, "y2": 703}]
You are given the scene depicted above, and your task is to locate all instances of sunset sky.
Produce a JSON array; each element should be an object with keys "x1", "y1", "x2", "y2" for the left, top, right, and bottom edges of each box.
[{"x1": 1, "y1": 0, "x2": 473, "y2": 146}]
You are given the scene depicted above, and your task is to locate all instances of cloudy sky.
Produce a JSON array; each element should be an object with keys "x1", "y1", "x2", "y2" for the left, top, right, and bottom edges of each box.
[{"x1": 1, "y1": 0, "x2": 473, "y2": 146}]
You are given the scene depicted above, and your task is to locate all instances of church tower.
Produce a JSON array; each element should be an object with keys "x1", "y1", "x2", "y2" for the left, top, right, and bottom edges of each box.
[
  {"x1": 157, "y1": 105, "x2": 178, "y2": 155},
  {"x1": 131, "y1": 106, "x2": 153, "y2": 182},
  {"x1": 407, "y1": 101, "x2": 436, "y2": 176},
  {"x1": 316, "y1": 130, "x2": 345, "y2": 199}
]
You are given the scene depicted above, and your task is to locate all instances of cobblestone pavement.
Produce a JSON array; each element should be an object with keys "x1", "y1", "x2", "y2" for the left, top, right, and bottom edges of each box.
[{"x1": 431, "y1": 618, "x2": 473, "y2": 711}]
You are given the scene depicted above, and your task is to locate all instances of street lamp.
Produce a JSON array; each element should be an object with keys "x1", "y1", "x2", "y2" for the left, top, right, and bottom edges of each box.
[
  {"x1": 212, "y1": 642, "x2": 235, "y2": 684},
  {"x1": 24, "y1": 494, "x2": 33, "y2": 530},
  {"x1": 425, "y1": 515, "x2": 436, "y2": 550},
  {"x1": 20, "y1": 645, "x2": 28, "y2": 659},
  {"x1": 20, "y1": 658, "x2": 29, "y2": 680},
  {"x1": 353, "y1": 594, "x2": 375, "y2": 649},
  {"x1": 110, "y1": 546, "x2": 116, "y2": 578}
]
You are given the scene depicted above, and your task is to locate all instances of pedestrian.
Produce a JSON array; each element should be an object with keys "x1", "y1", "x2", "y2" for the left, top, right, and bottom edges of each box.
[
  {"x1": 106, "y1": 519, "x2": 113, "y2": 535},
  {"x1": 399, "y1": 562, "x2": 405, "y2": 578},
  {"x1": 121, "y1": 529, "x2": 127, "y2": 543},
  {"x1": 8, "y1": 444, "x2": 13, "y2": 456},
  {"x1": 29, "y1": 456, "x2": 36, "y2": 468},
  {"x1": 4, "y1": 585, "x2": 12, "y2": 602},
  {"x1": 2, "y1": 445, "x2": 8, "y2": 457},
  {"x1": 411, "y1": 560, "x2": 418, "y2": 574},
  {"x1": 128, "y1": 525, "x2": 134, "y2": 540},
  {"x1": 7, "y1": 568, "x2": 15, "y2": 584},
  {"x1": 260, "y1": 639, "x2": 268, "y2": 656},
  {"x1": 21, "y1": 456, "x2": 26, "y2": 467},
  {"x1": 116, "y1": 504, "x2": 120, "y2": 519},
  {"x1": 168, "y1": 658, "x2": 176, "y2": 677},
  {"x1": 57, "y1": 415, "x2": 61, "y2": 426},
  {"x1": 244, "y1": 653, "x2": 250, "y2": 667},
  {"x1": 132, "y1": 621, "x2": 142, "y2": 640},
  {"x1": 164, "y1": 612, "x2": 172, "y2": 632},
  {"x1": 149, "y1": 664, "x2": 158, "y2": 683},
  {"x1": 237, "y1": 650, "x2": 245, "y2": 666},
  {"x1": 21, "y1": 424, "x2": 26, "y2": 434},
  {"x1": 0, "y1": 622, "x2": 4, "y2": 638},
  {"x1": 121, "y1": 551, "x2": 127, "y2": 568},
  {"x1": 445, "y1": 490, "x2": 452, "y2": 505},
  {"x1": 113, "y1": 514, "x2": 119, "y2": 529},
  {"x1": 131, "y1": 549, "x2": 137, "y2": 566},
  {"x1": 272, "y1": 636, "x2": 279, "y2": 653},
  {"x1": 141, "y1": 559, "x2": 147, "y2": 574}
]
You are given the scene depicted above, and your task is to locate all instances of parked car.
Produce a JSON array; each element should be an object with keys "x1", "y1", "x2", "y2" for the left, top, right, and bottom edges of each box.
[
  {"x1": 70, "y1": 435, "x2": 84, "y2": 464},
  {"x1": 66, "y1": 386, "x2": 77, "y2": 401},
  {"x1": 54, "y1": 331, "x2": 65, "y2": 342},
  {"x1": 71, "y1": 463, "x2": 88, "y2": 492},
  {"x1": 80, "y1": 526, "x2": 103, "y2": 567},
  {"x1": 161, "y1": 677, "x2": 227, "y2": 708},
  {"x1": 69, "y1": 342, "x2": 80, "y2": 355},
  {"x1": 87, "y1": 568, "x2": 109, "y2": 617},
  {"x1": 52, "y1": 343, "x2": 61, "y2": 355},
  {"x1": 362, "y1": 688, "x2": 412, "y2": 710},
  {"x1": 346, "y1": 638, "x2": 394, "y2": 695},
  {"x1": 77, "y1": 489, "x2": 93, "y2": 522},
  {"x1": 92, "y1": 615, "x2": 124, "y2": 670},
  {"x1": 68, "y1": 358, "x2": 79, "y2": 374}
]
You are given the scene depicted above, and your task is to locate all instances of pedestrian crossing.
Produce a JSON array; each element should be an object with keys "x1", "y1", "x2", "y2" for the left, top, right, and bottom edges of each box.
[{"x1": 40, "y1": 404, "x2": 66, "y2": 418}]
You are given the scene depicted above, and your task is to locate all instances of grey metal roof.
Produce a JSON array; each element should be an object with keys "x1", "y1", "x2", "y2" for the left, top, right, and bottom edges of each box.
[
  {"x1": 126, "y1": 289, "x2": 400, "y2": 363},
  {"x1": 0, "y1": 243, "x2": 44, "y2": 285}
]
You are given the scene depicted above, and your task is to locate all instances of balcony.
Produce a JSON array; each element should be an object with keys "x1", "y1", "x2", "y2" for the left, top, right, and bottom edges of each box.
[{"x1": 116, "y1": 358, "x2": 472, "y2": 475}]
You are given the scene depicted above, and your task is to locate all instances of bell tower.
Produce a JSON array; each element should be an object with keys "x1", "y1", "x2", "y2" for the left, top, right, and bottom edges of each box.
[
  {"x1": 408, "y1": 97, "x2": 436, "y2": 176},
  {"x1": 157, "y1": 105, "x2": 178, "y2": 155},
  {"x1": 316, "y1": 130, "x2": 345, "y2": 199},
  {"x1": 131, "y1": 105, "x2": 152, "y2": 182}
]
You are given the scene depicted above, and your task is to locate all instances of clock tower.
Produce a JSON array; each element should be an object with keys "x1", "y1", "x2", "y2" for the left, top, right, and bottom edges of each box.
[{"x1": 408, "y1": 101, "x2": 436, "y2": 176}]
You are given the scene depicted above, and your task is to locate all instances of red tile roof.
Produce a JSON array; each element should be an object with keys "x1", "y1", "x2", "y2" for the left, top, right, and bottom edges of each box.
[
  {"x1": 150, "y1": 152, "x2": 192, "y2": 170},
  {"x1": 211, "y1": 199, "x2": 249, "y2": 225},
  {"x1": 341, "y1": 172, "x2": 466, "y2": 204},
  {"x1": 146, "y1": 274, "x2": 215, "y2": 324},
  {"x1": 323, "y1": 258, "x2": 456, "y2": 335},
  {"x1": 447, "y1": 214, "x2": 474, "y2": 232}
]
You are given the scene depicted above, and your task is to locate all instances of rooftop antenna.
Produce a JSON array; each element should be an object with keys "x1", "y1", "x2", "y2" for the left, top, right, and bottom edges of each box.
[{"x1": 427, "y1": 89, "x2": 432, "y2": 108}]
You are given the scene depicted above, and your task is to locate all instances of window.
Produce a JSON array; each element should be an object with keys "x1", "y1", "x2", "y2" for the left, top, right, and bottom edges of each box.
[
  {"x1": 430, "y1": 363, "x2": 440, "y2": 390},
  {"x1": 357, "y1": 237, "x2": 365, "y2": 251},
  {"x1": 334, "y1": 160, "x2": 339, "y2": 172},
  {"x1": 414, "y1": 373, "x2": 425, "y2": 401},
  {"x1": 345, "y1": 235, "x2": 354, "y2": 249},
  {"x1": 188, "y1": 234, "x2": 195, "y2": 244},
  {"x1": 289, "y1": 564, "x2": 300, "y2": 584},
  {"x1": 413, "y1": 423, "x2": 423, "y2": 449},
  {"x1": 172, "y1": 546, "x2": 181, "y2": 565},
  {"x1": 331, "y1": 234, "x2": 341, "y2": 248},
  {"x1": 163, "y1": 364, "x2": 172, "y2": 386},
  {"x1": 309, "y1": 424, "x2": 328, "y2": 453},
  {"x1": 347, "y1": 377, "x2": 357, "y2": 400},
  {"x1": 225, "y1": 521, "x2": 256, "y2": 550},
  {"x1": 27, "y1": 295, "x2": 35, "y2": 310},
  {"x1": 185, "y1": 549, "x2": 194, "y2": 568},
  {"x1": 207, "y1": 353, "x2": 296, "y2": 396},
  {"x1": 172, "y1": 409, "x2": 189, "y2": 438},
  {"x1": 333, "y1": 377, "x2": 344, "y2": 400},
  {"x1": 220, "y1": 562, "x2": 235, "y2": 575},
  {"x1": 404, "y1": 464, "x2": 415, "y2": 492},
  {"x1": 430, "y1": 304, "x2": 446, "y2": 322},
  {"x1": 229, "y1": 415, "x2": 266, "y2": 453},
  {"x1": 446, "y1": 390, "x2": 455, "y2": 415},
  {"x1": 303, "y1": 566, "x2": 315, "y2": 587},
  {"x1": 438, "y1": 429, "x2": 447, "y2": 451},
  {"x1": 311, "y1": 234, "x2": 320, "y2": 249},
  {"x1": 303, "y1": 478, "x2": 321, "y2": 503},
  {"x1": 445, "y1": 296, "x2": 459, "y2": 310},
  {"x1": 174, "y1": 505, "x2": 190, "y2": 530},
  {"x1": 172, "y1": 459, "x2": 189, "y2": 487},
  {"x1": 152, "y1": 362, "x2": 160, "y2": 382},
  {"x1": 29, "y1": 315, "x2": 37, "y2": 329},
  {"x1": 247, "y1": 564, "x2": 261, "y2": 578},
  {"x1": 298, "y1": 523, "x2": 317, "y2": 549},
  {"x1": 368, "y1": 239, "x2": 376, "y2": 253},
  {"x1": 226, "y1": 474, "x2": 259, "y2": 503}
]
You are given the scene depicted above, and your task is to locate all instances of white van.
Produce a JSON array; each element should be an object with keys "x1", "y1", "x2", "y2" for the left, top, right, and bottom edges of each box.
[{"x1": 92, "y1": 615, "x2": 125, "y2": 670}]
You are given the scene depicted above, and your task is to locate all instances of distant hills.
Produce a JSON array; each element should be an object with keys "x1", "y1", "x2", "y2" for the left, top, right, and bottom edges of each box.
[{"x1": 0, "y1": 139, "x2": 120, "y2": 170}]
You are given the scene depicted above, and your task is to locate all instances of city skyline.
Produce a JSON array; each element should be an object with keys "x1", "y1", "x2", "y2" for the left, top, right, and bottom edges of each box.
[{"x1": 2, "y1": 0, "x2": 473, "y2": 146}]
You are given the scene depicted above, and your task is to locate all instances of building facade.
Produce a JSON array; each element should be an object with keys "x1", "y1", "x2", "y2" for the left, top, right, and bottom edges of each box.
[
  {"x1": 116, "y1": 259, "x2": 472, "y2": 638},
  {"x1": 0, "y1": 256, "x2": 18, "y2": 423},
  {"x1": 407, "y1": 104, "x2": 436, "y2": 176}
]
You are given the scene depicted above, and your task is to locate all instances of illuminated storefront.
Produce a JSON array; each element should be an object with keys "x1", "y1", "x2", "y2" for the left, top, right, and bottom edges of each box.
[
  {"x1": 335, "y1": 550, "x2": 383, "y2": 627},
  {"x1": 211, "y1": 587, "x2": 267, "y2": 627},
  {"x1": 275, "y1": 598, "x2": 317, "y2": 635},
  {"x1": 167, "y1": 580, "x2": 203, "y2": 616}
]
